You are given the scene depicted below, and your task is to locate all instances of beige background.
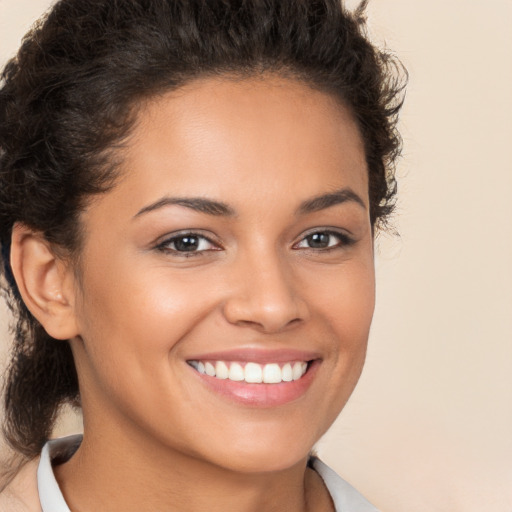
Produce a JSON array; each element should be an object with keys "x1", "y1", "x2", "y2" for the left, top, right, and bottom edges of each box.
[{"x1": 1, "y1": 1, "x2": 511, "y2": 510}]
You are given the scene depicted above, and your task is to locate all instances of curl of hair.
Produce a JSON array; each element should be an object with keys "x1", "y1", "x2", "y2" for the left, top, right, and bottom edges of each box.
[{"x1": 0, "y1": 0, "x2": 406, "y2": 460}]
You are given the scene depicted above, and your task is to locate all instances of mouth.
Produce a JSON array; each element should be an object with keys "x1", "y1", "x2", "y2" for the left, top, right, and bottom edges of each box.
[
  {"x1": 187, "y1": 360, "x2": 309, "y2": 384},
  {"x1": 185, "y1": 351, "x2": 320, "y2": 407}
]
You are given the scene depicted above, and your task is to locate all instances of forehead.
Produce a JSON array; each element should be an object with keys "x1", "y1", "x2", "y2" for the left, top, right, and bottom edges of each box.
[{"x1": 89, "y1": 75, "x2": 368, "y2": 219}]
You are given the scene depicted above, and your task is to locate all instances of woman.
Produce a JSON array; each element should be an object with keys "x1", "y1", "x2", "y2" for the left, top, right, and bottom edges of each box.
[{"x1": 0, "y1": 0, "x2": 405, "y2": 510}]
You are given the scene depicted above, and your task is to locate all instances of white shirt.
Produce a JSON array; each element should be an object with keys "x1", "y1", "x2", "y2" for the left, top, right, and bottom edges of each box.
[{"x1": 37, "y1": 436, "x2": 379, "y2": 512}]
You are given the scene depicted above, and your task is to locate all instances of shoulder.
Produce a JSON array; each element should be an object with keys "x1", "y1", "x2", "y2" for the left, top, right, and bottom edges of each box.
[
  {"x1": 310, "y1": 457, "x2": 380, "y2": 512},
  {"x1": 0, "y1": 457, "x2": 42, "y2": 512}
]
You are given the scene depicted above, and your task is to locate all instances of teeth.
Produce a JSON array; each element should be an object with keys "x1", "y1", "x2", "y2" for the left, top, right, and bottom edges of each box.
[
  {"x1": 292, "y1": 362, "x2": 303, "y2": 380},
  {"x1": 215, "y1": 361, "x2": 229, "y2": 379},
  {"x1": 282, "y1": 363, "x2": 293, "y2": 382},
  {"x1": 205, "y1": 362, "x2": 216, "y2": 376},
  {"x1": 262, "y1": 363, "x2": 281, "y2": 383},
  {"x1": 228, "y1": 362, "x2": 245, "y2": 381},
  {"x1": 188, "y1": 360, "x2": 309, "y2": 384},
  {"x1": 244, "y1": 362, "x2": 263, "y2": 383}
]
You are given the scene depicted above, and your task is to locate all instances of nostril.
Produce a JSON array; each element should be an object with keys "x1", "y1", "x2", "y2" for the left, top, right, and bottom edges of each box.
[
  {"x1": 221, "y1": 262, "x2": 310, "y2": 331},
  {"x1": 233, "y1": 315, "x2": 303, "y2": 333}
]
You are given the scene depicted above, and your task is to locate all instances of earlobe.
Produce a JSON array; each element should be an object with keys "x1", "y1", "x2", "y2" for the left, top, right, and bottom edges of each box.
[{"x1": 10, "y1": 223, "x2": 79, "y2": 340}]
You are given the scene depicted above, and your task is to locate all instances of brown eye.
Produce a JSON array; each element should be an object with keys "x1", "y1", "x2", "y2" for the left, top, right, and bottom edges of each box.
[
  {"x1": 173, "y1": 235, "x2": 201, "y2": 252},
  {"x1": 295, "y1": 230, "x2": 354, "y2": 250},
  {"x1": 306, "y1": 232, "x2": 331, "y2": 249},
  {"x1": 157, "y1": 233, "x2": 217, "y2": 254}
]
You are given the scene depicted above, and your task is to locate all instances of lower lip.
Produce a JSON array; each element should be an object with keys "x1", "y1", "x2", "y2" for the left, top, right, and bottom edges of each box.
[{"x1": 190, "y1": 360, "x2": 320, "y2": 407}]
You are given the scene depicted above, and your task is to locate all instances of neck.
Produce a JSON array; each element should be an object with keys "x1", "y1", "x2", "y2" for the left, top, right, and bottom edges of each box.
[{"x1": 54, "y1": 426, "x2": 332, "y2": 512}]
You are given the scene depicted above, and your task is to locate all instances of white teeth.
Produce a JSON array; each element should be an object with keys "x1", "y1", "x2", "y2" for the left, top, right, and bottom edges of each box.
[
  {"x1": 292, "y1": 362, "x2": 304, "y2": 381},
  {"x1": 205, "y1": 362, "x2": 216, "y2": 376},
  {"x1": 215, "y1": 361, "x2": 229, "y2": 379},
  {"x1": 282, "y1": 363, "x2": 293, "y2": 382},
  {"x1": 189, "y1": 360, "x2": 309, "y2": 384},
  {"x1": 244, "y1": 362, "x2": 263, "y2": 383},
  {"x1": 262, "y1": 363, "x2": 281, "y2": 383},
  {"x1": 228, "y1": 362, "x2": 245, "y2": 381}
]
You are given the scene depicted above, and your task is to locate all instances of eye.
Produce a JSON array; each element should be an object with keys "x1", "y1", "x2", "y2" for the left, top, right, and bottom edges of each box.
[
  {"x1": 294, "y1": 230, "x2": 354, "y2": 250},
  {"x1": 156, "y1": 232, "x2": 218, "y2": 255}
]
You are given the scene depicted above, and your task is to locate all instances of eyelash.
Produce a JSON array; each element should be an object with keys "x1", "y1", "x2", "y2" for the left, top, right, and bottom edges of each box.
[
  {"x1": 155, "y1": 229, "x2": 355, "y2": 257},
  {"x1": 293, "y1": 229, "x2": 355, "y2": 252},
  {"x1": 155, "y1": 231, "x2": 220, "y2": 257}
]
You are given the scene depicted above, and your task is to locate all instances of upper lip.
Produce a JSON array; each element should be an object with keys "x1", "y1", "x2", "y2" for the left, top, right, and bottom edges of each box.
[{"x1": 185, "y1": 348, "x2": 322, "y2": 364}]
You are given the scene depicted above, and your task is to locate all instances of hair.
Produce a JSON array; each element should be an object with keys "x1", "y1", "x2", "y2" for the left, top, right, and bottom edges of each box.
[{"x1": 0, "y1": 0, "x2": 406, "y2": 461}]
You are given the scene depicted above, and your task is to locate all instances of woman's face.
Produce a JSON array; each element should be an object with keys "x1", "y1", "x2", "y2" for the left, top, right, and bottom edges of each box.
[{"x1": 70, "y1": 76, "x2": 375, "y2": 473}]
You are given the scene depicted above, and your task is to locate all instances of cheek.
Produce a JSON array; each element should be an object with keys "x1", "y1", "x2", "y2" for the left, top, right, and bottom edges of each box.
[
  {"x1": 319, "y1": 264, "x2": 375, "y2": 421},
  {"x1": 72, "y1": 259, "x2": 216, "y2": 409},
  {"x1": 309, "y1": 255, "x2": 375, "y2": 389},
  {"x1": 77, "y1": 256, "x2": 212, "y2": 348},
  {"x1": 335, "y1": 262, "x2": 375, "y2": 376},
  {"x1": 306, "y1": 254, "x2": 375, "y2": 342},
  {"x1": 72, "y1": 265, "x2": 204, "y2": 427}
]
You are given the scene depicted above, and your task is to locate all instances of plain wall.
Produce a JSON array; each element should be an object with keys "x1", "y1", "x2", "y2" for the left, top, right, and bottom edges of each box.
[{"x1": 1, "y1": 1, "x2": 511, "y2": 510}]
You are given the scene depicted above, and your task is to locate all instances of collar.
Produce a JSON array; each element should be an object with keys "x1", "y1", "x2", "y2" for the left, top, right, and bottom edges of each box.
[{"x1": 37, "y1": 436, "x2": 81, "y2": 512}]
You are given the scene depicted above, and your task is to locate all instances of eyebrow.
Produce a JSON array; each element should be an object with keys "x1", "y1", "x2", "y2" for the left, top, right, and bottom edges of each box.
[
  {"x1": 134, "y1": 197, "x2": 235, "y2": 218},
  {"x1": 297, "y1": 188, "x2": 366, "y2": 215},
  {"x1": 134, "y1": 187, "x2": 365, "y2": 219}
]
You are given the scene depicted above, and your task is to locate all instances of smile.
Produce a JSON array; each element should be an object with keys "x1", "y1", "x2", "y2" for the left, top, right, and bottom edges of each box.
[{"x1": 188, "y1": 360, "x2": 309, "y2": 384}]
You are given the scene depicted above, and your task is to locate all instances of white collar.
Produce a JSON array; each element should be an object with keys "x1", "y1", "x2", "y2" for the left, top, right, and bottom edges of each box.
[
  {"x1": 309, "y1": 457, "x2": 379, "y2": 512},
  {"x1": 37, "y1": 436, "x2": 80, "y2": 512}
]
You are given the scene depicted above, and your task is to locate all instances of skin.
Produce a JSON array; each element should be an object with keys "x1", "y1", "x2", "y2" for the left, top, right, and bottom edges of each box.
[{"x1": 33, "y1": 75, "x2": 375, "y2": 511}]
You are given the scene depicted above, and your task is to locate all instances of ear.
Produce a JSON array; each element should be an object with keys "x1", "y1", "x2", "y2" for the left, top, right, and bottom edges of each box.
[{"x1": 10, "y1": 223, "x2": 79, "y2": 340}]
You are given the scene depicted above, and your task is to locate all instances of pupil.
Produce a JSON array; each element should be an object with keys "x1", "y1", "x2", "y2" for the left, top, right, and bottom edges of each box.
[
  {"x1": 175, "y1": 236, "x2": 199, "y2": 251},
  {"x1": 308, "y1": 233, "x2": 329, "y2": 248}
]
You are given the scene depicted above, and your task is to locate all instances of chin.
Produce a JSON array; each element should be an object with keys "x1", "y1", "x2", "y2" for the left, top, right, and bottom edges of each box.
[
  {"x1": 212, "y1": 448, "x2": 309, "y2": 475},
  {"x1": 196, "y1": 421, "x2": 321, "y2": 475}
]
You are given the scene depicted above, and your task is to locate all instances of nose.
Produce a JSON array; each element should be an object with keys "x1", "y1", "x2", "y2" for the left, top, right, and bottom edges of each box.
[{"x1": 222, "y1": 249, "x2": 309, "y2": 333}]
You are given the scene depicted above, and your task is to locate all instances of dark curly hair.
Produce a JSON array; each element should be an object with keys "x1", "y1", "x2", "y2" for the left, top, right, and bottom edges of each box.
[{"x1": 0, "y1": 0, "x2": 406, "y2": 461}]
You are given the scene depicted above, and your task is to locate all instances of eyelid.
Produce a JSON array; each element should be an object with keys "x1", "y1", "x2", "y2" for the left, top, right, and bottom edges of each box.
[
  {"x1": 292, "y1": 227, "x2": 355, "y2": 250},
  {"x1": 153, "y1": 227, "x2": 355, "y2": 255},
  {"x1": 155, "y1": 230, "x2": 222, "y2": 254}
]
